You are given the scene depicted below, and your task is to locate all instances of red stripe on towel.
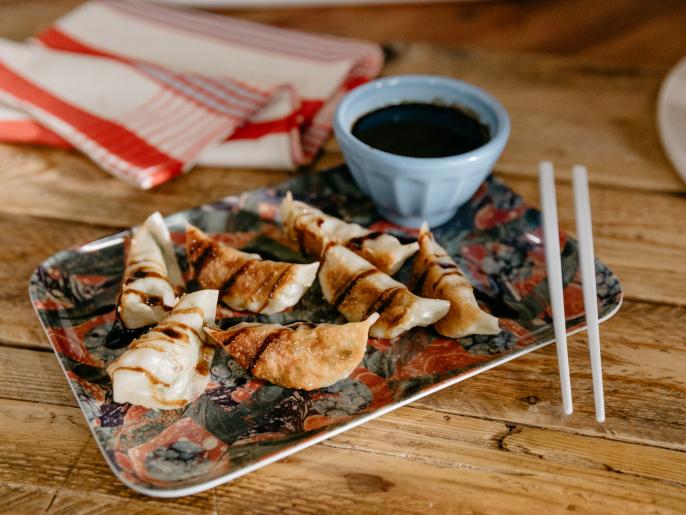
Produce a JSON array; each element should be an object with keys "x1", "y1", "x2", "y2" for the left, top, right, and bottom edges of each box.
[
  {"x1": 0, "y1": 60, "x2": 183, "y2": 172},
  {"x1": 0, "y1": 119, "x2": 72, "y2": 148},
  {"x1": 229, "y1": 99, "x2": 323, "y2": 140}
]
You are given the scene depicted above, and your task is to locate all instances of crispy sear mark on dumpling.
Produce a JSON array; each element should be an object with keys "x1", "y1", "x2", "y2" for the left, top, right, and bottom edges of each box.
[
  {"x1": 280, "y1": 192, "x2": 418, "y2": 275},
  {"x1": 318, "y1": 245, "x2": 449, "y2": 339},
  {"x1": 118, "y1": 212, "x2": 184, "y2": 329},
  {"x1": 205, "y1": 314, "x2": 378, "y2": 391},
  {"x1": 107, "y1": 290, "x2": 218, "y2": 410},
  {"x1": 185, "y1": 224, "x2": 318, "y2": 314},
  {"x1": 412, "y1": 224, "x2": 499, "y2": 337}
]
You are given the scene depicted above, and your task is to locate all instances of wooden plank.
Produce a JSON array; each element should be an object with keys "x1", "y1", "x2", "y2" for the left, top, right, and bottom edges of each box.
[
  {"x1": 580, "y1": 5, "x2": 686, "y2": 66},
  {"x1": 3, "y1": 298, "x2": 684, "y2": 451},
  {"x1": 3, "y1": 1, "x2": 686, "y2": 67},
  {"x1": 414, "y1": 301, "x2": 686, "y2": 452},
  {"x1": 0, "y1": 398, "x2": 90, "y2": 488},
  {"x1": 317, "y1": 408, "x2": 686, "y2": 487},
  {"x1": 47, "y1": 490, "x2": 193, "y2": 515},
  {"x1": 502, "y1": 175, "x2": 686, "y2": 254},
  {"x1": 218, "y1": 0, "x2": 686, "y2": 68},
  {"x1": 217, "y1": 444, "x2": 686, "y2": 514},
  {"x1": 0, "y1": 0, "x2": 80, "y2": 43},
  {"x1": 0, "y1": 145, "x2": 291, "y2": 228},
  {"x1": 0, "y1": 482, "x2": 208, "y2": 514},
  {"x1": 502, "y1": 426, "x2": 686, "y2": 486},
  {"x1": 0, "y1": 212, "x2": 110, "y2": 347},
  {"x1": 0, "y1": 482, "x2": 55, "y2": 514},
  {"x1": 0, "y1": 346, "x2": 75, "y2": 407},
  {"x1": 3, "y1": 398, "x2": 684, "y2": 514},
  {"x1": 0, "y1": 7, "x2": 683, "y2": 514}
]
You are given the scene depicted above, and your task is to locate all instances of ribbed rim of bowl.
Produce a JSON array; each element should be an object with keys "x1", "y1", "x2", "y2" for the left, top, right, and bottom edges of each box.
[{"x1": 334, "y1": 74, "x2": 511, "y2": 167}]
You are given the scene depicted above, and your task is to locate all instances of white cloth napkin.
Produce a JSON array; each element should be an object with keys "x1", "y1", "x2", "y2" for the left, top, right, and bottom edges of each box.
[{"x1": 0, "y1": 0, "x2": 383, "y2": 188}]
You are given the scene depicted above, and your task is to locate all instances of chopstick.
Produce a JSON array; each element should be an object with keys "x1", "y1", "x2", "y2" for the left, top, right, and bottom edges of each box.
[
  {"x1": 539, "y1": 161, "x2": 573, "y2": 416},
  {"x1": 572, "y1": 165, "x2": 606, "y2": 423}
]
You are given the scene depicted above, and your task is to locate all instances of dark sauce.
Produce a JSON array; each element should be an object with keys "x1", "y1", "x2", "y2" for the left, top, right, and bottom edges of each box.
[
  {"x1": 160, "y1": 327, "x2": 185, "y2": 340},
  {"x1": 144, "y1": 295, "x2": 166, "y2": 308},
  {"x1": 104, "y1": 320, "x2": 148, "y2": 349},
  {"x1": 113, "y1": 366, "x2": 171, "y2": 387},
  {"x1": 473, "y1": 289, "x2": 519, "y2": 320},
  {"x1": 346, "y1": 231, "x2": 383, "y2": 250},
  {"x1": 287, "y1": 321, "x2": 318, "y2": 329},
  {"x1": 195, "y1": 345, "x2": 214, "y2": 376},
  {"x1": 351, "y1": 102, "x2": 490, "y2": 158}
]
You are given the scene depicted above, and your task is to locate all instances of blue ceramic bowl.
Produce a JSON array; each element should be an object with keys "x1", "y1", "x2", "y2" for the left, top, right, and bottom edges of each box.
[{"x1": 334, "y1": 75, "x2": 510, "y2": 228}]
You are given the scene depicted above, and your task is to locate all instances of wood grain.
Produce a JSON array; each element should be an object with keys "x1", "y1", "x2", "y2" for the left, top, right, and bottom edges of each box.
[
  {"x1": 2, "y1": 0, "x2": 686, "y2": 67},
  {"x1": 0, "y1": 1, "x2": 685, "y2": 509},
  {"x1": 0, "y1": 212, "x2": 110, "y2": 347},
  {"x1": 2, "y1": 398, "x2": 685, "y2": 514},
  {"x1": 0, "y1": 399, "x2": 90, "y2": 488},
  {"x1": 0, "y1": 481, "x2": 205, "y2": 514},
  {"x1": 0, "y1": 482, "x2": 56, "y2": 514},
  {"x1": 0, "y1": 346, "x2": 76, "y2": 407},
  {"x1": 215, "y1": 0, "x2": 686, "y2": 68},
  {"x1": 501, "y1": 426, "x2": 686, "y2": 486},
  {"x1": 0, "y1": 144, "x2": 292, "y2": 228},
  {"x1": 46, "y1": 490, "x2": 194, "y2": 515}
]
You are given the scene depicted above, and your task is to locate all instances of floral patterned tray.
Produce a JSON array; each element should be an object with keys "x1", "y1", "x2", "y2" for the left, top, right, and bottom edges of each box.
[{"x1": 29, "y1": 166, "x2": 622, "y2": 498}]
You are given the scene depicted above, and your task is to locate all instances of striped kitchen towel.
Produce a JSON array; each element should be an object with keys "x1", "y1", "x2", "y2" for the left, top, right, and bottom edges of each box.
[{"x1": 0, "y1": 0, "x2": 383, "y2": 188}]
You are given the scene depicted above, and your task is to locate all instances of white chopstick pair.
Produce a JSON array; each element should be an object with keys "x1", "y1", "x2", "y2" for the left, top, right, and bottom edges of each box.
[{"x1": 539, "y1": 161, "x2": 605, "y2": 423}]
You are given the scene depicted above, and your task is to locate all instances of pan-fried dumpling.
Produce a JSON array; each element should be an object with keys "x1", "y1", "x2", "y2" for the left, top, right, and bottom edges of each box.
[
  {"x1": 118, "y1": 212, "x2": 184, "y2": 329},
  {"x1": 319, "y1": 245, "x2": 449, "y2": 339},
  {"x1": 144, "y1": 212, "x2": 184, "y2": 292},
  {"x1": 412, "y1": 225, "x2": 499, "y2": 337},
  {"x1": 280, "y1": 192, "x2": 418, "y2": 275},
  {"x1": 107, "y1": 290, "x2": 218, "y2": 410},
  {"x1": 186, "y1": 225, "x2": 318, "y2": 314},
  {"x1": 205, "y1": 314, "x2": 379, "y2": 390}
]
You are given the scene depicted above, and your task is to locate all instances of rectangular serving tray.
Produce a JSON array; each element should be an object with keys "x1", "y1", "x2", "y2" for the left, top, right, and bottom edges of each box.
[{"x1": 29, "y1": 166, "x2": 622, "y2": 497}]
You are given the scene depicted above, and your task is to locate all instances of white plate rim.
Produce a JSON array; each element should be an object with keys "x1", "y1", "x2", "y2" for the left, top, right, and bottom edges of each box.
[{"x1": 657, "y1": 55, "x2": 686, "y2": 187}]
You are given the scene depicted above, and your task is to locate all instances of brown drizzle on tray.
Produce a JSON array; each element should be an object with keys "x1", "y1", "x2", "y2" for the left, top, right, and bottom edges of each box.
[
  {"x1": 195, "y1": 345, "x2": 214, "y2": 376},
  {"x1": 114, "y1": 366, "x2": 171, "y2": 387},
  {"x1": 123, "y1": 288, "x2": 172, "y2": 311}
]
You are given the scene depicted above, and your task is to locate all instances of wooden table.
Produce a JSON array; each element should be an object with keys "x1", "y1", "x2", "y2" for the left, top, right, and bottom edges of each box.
[{"x1": 2, "y1": 3, "x2": 686, "y2": 514}]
